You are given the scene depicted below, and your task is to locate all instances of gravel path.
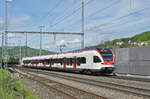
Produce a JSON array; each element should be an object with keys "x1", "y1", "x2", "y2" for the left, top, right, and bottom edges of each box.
[
  {"x1": 44, "y1": 71, "x2": 150, "y2": 90},
  {"x1": 12, "y1": 68, "x2": 150, "y2": 99},
  {"x1": 19, "y1": 75, "x2": 64, "y2": 99},
  {"x1": 29, "y1": 71, "x2": 148, "y2": 99}
]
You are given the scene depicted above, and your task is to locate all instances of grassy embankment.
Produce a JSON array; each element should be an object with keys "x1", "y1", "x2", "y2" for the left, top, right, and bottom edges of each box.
[{"x1": 0, "y1": 69, "x2": 38, "y2": 99}]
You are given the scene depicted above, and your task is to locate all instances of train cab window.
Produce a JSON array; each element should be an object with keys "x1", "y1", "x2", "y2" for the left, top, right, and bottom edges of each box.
[
  {"x1": 23, "y1": 60, "x2": 26, "y2": 64},
  {"x1": 93, "y1": 56, "x2": 101, "y2": 63},
  {"x1": 81, "y1": 57, "x2": 86, "y2": 64}
]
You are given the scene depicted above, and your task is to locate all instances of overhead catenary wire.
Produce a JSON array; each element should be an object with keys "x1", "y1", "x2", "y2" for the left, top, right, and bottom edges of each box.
[
  {"x1": 87, "y1": 5, "x2": 150, "y2": 32},
  {"x1": 92, "y1": 13, "x2": 150, "y2": 32},
  {"x1": 20, "y1": 0, "x2": 79, "y2": 30},
  {"x1": 87, "y1": 0, "x2": 120, "y2": 18},
  {"x1": 61, "y1": 0, "x2": 120, "y2": 32},
  {"x1": 49, "y1": 0, "x2": 95, "y2": 29},
  {"x1": 6, "y1": 0, "x2": 150, "y2": 52},
  {"x1": 19, "y1": 0, "x2": 64, "y2": 30},
  {"x1": 34, "y1": 0, "x2": 63, "y2": 26},
  {"x1": 47, "y1": 0, "x2": 79, "y2": 27},
  {"x1": 96, "y1": 24, "x2": 150, "y2": 37}
]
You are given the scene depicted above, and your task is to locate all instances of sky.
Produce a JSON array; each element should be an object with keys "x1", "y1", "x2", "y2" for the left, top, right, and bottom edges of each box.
[{"x1": 1, "y1": 0, "x2": 150, "y2": 52}]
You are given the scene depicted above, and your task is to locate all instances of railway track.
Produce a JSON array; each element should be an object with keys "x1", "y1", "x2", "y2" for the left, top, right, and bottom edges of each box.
[
  {"x1": 16, "y1": 67, "x2": 150, "y2": 98},
  {"x1": 13, "y1": 66, "x2": 150, "y2": 83},
  {"x1": 110, "y1": 75, "x2": 150, "y2": 83},
  {"x1": 13, "y1": 68, "x2": 106, "y2": 99}
]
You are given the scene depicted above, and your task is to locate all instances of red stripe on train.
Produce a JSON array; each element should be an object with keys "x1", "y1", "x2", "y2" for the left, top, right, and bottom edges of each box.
[
  {"x1": 104, "y1": 61, "x2": 113, "y2": 65},
  {"x1": 73, "y1": 57, "x2": 77, "y2": 69},
  {"x1": 63, "y1": 58, "x2": 66, "y2": 68},
  {"x1": 44, "y1": 60, "x2": 46, "y2": 67},
  {"x1": 49, "y1": 59, "x2": 52, "y2": 68}
]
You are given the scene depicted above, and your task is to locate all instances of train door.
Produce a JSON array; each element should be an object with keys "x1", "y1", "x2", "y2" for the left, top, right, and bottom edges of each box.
[
  {"x1": 63, "y1": 58, "x2": 66, "y2": 68},
  {"x1": 88, "y1": 55, "x2": 93, "y2": 69},
  {"x1": 73, "y1": 57, "x2": 77, "y2": 69},
  {"x1": 32, "y1": 60, "x2": 34, "y2": 67},
  {"x1": 44, "y1": 59, "x2": 46, "y2": 67},
  {"x1": 36, "y1": 60, "x2": 38, "y2": 67},
  {"x1": 49, "y1": 59, "x2": 52, "y2": 68}
]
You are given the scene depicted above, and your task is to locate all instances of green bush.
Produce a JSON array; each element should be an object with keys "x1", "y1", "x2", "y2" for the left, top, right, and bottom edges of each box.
[{"x1": 0, "y1": 69, "x2": 38, "y2": 99}]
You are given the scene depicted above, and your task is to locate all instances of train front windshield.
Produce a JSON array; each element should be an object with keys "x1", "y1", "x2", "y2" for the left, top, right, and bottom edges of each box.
[{"x1": 97, "y1": 48, "x2": 113, "y2": 61}]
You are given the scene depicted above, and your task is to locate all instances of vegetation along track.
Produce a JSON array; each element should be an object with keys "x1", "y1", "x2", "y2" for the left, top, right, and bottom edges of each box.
[
  {"x1": 17, "y1": 67, "x2": 150, "y2": 98},
  {"x1": 13, "y1": 68, "x2": 106, "y2": 99}
]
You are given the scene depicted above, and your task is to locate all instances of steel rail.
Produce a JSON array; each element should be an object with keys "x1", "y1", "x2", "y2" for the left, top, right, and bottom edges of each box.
[
  {"x1": 13, "y1": 69, "x2": 77, "y2": 99},
  {"x1": 19, "y1": 68, "x2": 150, "y2": 98},
  {"x1": 110, "y1": 75, "x2": 150, "y2": 83},
  {"x1": 14, "y1": 68, "x2": 106, "y2": 99}
]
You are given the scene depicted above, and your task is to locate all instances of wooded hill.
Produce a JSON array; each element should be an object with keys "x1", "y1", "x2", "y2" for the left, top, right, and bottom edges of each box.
[
  {"x1": 0, "y1": 46, "x2": 55, "y2": 58},
  {"x1": 86, "y1": 31, "x2": 150, "y2": 49}
]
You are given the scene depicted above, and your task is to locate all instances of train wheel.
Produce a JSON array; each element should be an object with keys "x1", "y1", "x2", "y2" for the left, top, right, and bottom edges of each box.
[
  {"x1": 84, "y1": 70, "x2": 92, "y2": 75},
  {"x1": 91, "y1": 72, "x2": 98, "y2": 76},
  {"x1": 79, "y1": 70, "x2": 84, "y2": 74}
]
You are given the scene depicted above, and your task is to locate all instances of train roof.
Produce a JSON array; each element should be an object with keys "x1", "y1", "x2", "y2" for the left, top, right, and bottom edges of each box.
[
  {"x1": 69, "y1": 47, "x2": 110, "y2": 52},
  {"x1": 22, "y1": 47, "x2": 110, "y2": 60}
]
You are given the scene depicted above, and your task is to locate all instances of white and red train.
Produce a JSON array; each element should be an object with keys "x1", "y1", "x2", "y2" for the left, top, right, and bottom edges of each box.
[{"x1": 22, "y1": 47, "x2": 115, "y2": 74}]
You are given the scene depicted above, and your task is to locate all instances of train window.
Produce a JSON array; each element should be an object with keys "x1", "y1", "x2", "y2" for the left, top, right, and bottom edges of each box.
[
  {"x1": 70, "y1": 58, "x2": 73, "y2": 65},
  {"x1": 77, "y1": 57, "x2": 81, "y2": 66},
  {"x1": 94, "y1": 56, "x2": 101, "y2": 63},
  {"x1": 51, "y1": 58, "x2": 63, "y2": 64},
  {"x1": 66, "y1": 58, "x2": 69, "y2": 65},
  {"x1": 26, "y1": 60, "x2": 29, "y2": 64},
  {"x1": 39, "y1": 60, "x2": 44, "y2": 64},
  {"x1": 52, "y1": 59, "x2": 56, "y2": 64},
  {"x1": 33, "y1": 60, "x2": 37, "y2": 64},
  {"x1": 81, "y1": 57, "x2": 86, "y2": 64},
  {"x1": 66, "y1": 58, "x2": 72, "y2": 66},
  {"x1": 59, "y1": 58, "x2": 63, "y2": 65},
  {"x1": 45, "y1": 59, "x2": 50, "y2": 65},
  {"x1": 51, "y1": 59, "x2": 54, "y2": 65},
  {"x1": 23, "y1": 60, "x2": 26, "y2": 64}
]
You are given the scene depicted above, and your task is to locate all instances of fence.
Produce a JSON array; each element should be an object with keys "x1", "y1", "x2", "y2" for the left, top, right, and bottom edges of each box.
[{"x1": 114, "y1": 46, "x2": 150, "y2": 76}]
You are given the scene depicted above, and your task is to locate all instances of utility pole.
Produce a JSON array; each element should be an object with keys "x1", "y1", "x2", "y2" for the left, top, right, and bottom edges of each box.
[
  {"x1": 39, "y1": 26, "x2": 44, "y2": 56},
  {"x1": 5, "y1": 0, "x2": 11, "y2": 69},
  {"x1": 1, "y1": 32, "x2": 4, "y2": 69},
  {"x1": 25, "y1": 32, "x2": 27, "y2": 57},
  {"x1": 1, "y1": 32, "x2": 4, "y2": 59},
  {"x1": 19, "y1": 40, "x2": 22, "y2": 64},
  {"x1": 81, "y1": 0, "x2": 84, "y2": 49},
  {"x1": 54, "y1": 34, "x2": 56, "y2": 48}
]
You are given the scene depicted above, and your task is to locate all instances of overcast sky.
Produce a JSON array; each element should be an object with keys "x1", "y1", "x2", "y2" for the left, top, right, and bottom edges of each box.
[{"x1": 1, "y1": 0, "x2": 150, "y2": 52}]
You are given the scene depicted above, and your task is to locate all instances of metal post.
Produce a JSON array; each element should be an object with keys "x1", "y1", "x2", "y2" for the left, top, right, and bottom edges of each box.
[
  {"x1": 1, "y1": 32, "x2": 4, "y2": 58},
  {"x1": 81, "y1": 0, "x2": 84, "y2": 49},
  {"x1": 25, "y1": 32, "x2": 27, "y2": 57},
  {"x1": 54, "y1": 34, "x2": 56, "y2": 48},
  {"x1": 5, "y1": 0, "x2": 8, "y2": 69},
  {"x1": 39, "y1": 26, "x2": 44, "y2": 56},
  {"x1": 19, "y1": 40, "x2": 21, "y2": 64}
]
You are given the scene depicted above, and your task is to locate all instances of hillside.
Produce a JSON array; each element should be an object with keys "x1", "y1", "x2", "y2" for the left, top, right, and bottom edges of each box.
[
  {"x1": 0, "y1": 46, "x2": 55, "y2": 58},
  {"x1": 86, "y1": 31, "x2": 150, "y2": 49}
]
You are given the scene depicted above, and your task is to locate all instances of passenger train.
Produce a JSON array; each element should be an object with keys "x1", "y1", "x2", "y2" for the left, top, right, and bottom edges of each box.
[{"x1": 22, "y1": 47, "x2": 115, "y2": 74}]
